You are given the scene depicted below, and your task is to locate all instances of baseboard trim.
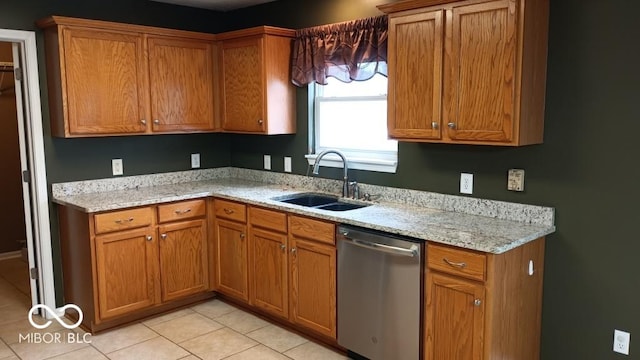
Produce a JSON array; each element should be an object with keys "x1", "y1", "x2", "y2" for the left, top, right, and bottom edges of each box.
[{"x1": 0, "y1": 251, "x2": 22, "y2": 260}]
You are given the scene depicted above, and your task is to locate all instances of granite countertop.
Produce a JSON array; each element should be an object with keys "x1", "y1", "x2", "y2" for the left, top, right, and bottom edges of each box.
[{"x1": 52, "y1": 171, "x2": 556, "y2": 254}]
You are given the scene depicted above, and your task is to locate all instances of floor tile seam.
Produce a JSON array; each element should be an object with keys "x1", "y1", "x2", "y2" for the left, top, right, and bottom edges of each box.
[
  {"x1": 145, "y1": 319, "x2": 226, "y2": 345},
  {"x1": 175, "y1": 325, "x2": 232, "y2": 346},
  {"x1": 0, "y1": 337, "x2": 20, "y2": 360},
  {"x1": 98, "y1": 333, "x2": 161, "y2": 356},
  {"x1": 142, "y1": 309, "x2": 197, "y2": 328},
  {"x1": 243, "y1": 327, "x2": 308, "y2": 354},
  {"x1": 189, "y1": 306, "x2": 236, "y2": 320},
  {"x1": 39, "y1": 344, "x2": 91, "y2": 360},
  {"x1": 218, "y1": 343, "x2": 262, "y2": 360}
]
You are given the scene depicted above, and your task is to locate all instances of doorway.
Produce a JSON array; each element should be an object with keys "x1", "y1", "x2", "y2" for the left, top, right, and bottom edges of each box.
[
  {"x1": 0, "y1": 41, "x2": 30, "y2": 301},
  {"x1": 0, "y1": 29, "x2": 55, "y2": 316}
]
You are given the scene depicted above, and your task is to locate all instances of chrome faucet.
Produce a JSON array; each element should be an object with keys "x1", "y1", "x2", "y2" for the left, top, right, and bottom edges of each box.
[{"x1": 312, "y1": 149, "x2": 349, "y2": 197}]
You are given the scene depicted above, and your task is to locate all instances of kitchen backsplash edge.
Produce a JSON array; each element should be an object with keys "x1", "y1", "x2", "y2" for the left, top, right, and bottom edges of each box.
[{"x1": 51, "y1": 167, "x2": 554, "y2": 227}]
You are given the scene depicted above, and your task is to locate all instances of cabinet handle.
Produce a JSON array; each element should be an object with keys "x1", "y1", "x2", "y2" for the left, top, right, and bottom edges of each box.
[
  {"x1": 447, "y1": 122, "x2": 456, "y2": 129},
  {"x1": 431, "y1": 121, "x2": 438, "y2": 129},
  {"x1": 474, "y1": 299, "x2": 482, "y2": 307},
  {"x1": 174, "y1": 209, "x2": 192, "y2": 215},
  {"x1": 146, "y1": 235, "x2": 153, "y2": 241},
  {"x1": 115, "y1": 217, "x2": 134, "y2": 224},
  {"x1": 443, "y1": 258, "x2": 467, "y2": 269},
  {"x1": 280, "y1": 244, "x2": 286, "y2": 251},
  {"x1": 160, "y1": 233, "x2": 167, "y2": 240},
  {"x1": 223, "y1": 208, "x2": 234, "y2": 215},
  {"x1": 240, "y1": 233, "x2": 245, "y2": 239},
  {"x1": 141, "y1": 119, "x2": 147, "y2": 125}
]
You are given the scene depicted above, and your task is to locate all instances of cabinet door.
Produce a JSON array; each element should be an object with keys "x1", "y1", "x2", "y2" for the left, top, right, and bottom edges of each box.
[
  {"x1": 214, "y1": 218, "x2": 249, "y2": 302},
  {"x1": 289, "y1": 236, "x2": 336, "y2": 339},
  {"x1": 425, "y1": 272, "x2": 485, "y2": 360},
  {"x1": 220, "y1": 36, "x2": 266, "y2": 133},
  {"x1": 444, "y1": 0, "x2": 517, "y2": 143},
  {"x1": 388, "y1": 10, "x2": 444, "y2": 140},
  {"x1": 148, "y1": 37, "x2": 215, "y2": 132},
  {"x1": 250, "y1": 228, "x2": 288, "y2": 319},
  {"x1": 158, "y1": 219, "x2": 208, "y2": 302},
  {"x1": 95, "y1": 227, "x2": 158, "y2": 320},
  {"x1": 62, "y1": 28, "x2": 147, "y2": 135}
]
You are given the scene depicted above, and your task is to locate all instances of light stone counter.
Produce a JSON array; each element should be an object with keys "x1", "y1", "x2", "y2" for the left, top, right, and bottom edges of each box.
[{"x1": 52, "y1": 168, "x2": 556, "y2": 254}]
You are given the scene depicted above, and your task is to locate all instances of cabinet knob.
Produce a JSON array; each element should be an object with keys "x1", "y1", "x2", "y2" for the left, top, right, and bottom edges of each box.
[
  {"x1": 146, "y1": 235, "x2": 153, "y2": 242},
  {"x1": 280, "y1": 244, "x2": 286, "y2": 251},
  {"x1": 258, "y1": 119, "x2": 264, "y2": 125},
  {"x1": 223, "y1": 208, "x2": 234, "y2": 215},
  {"x1": 290, "y1": 248, "x2": 296, "y2": 254},
  {"x1": 154, "y1": 119, "x2": 160, "y2": 125},
  {"x1": 447, "y1": 122, "x2": 456, "y2": 129},
  {"x1": 160, "y1": 233, "x2": 167, "y2": 240},
  {"x1": 432, "y1": 121, "x2": 438, "y2": 130},
  {"x1": 240, "y1": 233, "x2": 245, "y2": 239},
  {"x1": 141, "y1": 119, "x2": 147, "y2": 125},
  {"x1": 474, "y1": 299, "x2": 482, "y2": 307}
]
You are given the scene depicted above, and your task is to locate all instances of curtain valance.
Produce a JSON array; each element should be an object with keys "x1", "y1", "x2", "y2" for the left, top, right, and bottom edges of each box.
[{"x1": 291, "y1": 15, "x2": 388, "y2": 86}]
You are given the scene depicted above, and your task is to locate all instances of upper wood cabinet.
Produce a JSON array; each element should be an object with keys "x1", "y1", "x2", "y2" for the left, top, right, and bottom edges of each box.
[
  {"x1": 37, "y1": 16, "x2": 217, "y2": 137},
  {"x1": 380, "y1": 0, "x2": 549, "y2": 146},
  {"x1": 217, "y1": 27, "x2": 296, "y2": 134},
  {"x1": 148, "y1": 36, "x2": 216, "y2": 132}
]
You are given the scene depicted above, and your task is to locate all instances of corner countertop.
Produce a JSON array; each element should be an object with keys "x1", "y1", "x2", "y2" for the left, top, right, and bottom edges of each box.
[{"x1": 52, "y1": 173, "x2": 556, "y2": 254}]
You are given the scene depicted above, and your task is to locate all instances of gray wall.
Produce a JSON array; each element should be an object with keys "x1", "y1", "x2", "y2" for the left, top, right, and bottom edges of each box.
[{"x1": 224, "y1": 0, "x2": 640, "y2": 359}]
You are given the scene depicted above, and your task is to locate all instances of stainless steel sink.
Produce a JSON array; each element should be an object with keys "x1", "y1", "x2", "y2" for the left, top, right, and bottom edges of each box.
[{"x1": 275, "y1": 193, "x2": 370, "y2": 211}]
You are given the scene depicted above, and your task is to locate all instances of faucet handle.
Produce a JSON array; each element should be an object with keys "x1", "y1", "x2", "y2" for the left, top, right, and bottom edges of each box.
[{"x1": 349, "y1": 181, "x2": 360, "y2": 199}]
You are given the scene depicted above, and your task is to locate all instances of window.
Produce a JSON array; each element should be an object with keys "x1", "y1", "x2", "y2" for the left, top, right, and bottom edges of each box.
[{"x1": 307, "y1": 74, "x2": 397, "y2": 173}]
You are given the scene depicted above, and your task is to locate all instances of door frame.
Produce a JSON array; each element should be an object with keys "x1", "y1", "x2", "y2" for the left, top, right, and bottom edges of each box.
[{"x1": 0, "y1": 29, "x2": 56, "y2": 315}]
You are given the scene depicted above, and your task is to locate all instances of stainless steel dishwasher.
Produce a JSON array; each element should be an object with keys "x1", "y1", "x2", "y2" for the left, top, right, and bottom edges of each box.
[{"x1": 337, "y1": 225, "x2": 423, "y2": 360}]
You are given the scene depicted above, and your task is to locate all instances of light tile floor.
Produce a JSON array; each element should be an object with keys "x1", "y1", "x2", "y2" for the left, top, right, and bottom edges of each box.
[{"x1": 0, "y1": 258, "x2": 349, "y2": 360}]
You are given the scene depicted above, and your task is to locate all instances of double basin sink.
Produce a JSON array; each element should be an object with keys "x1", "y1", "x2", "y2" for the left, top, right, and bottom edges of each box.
[{"x1": 274, "y1": 193, "x2": 370, "y2": 212}]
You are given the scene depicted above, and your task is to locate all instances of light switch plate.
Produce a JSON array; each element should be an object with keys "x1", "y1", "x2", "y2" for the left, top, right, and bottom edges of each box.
[
  {"x1": 112, "y1": 159, "x2": 123, "y2": 176},
  {"x1": 284, "y1": 157, "x2": 292, "y2": 173},
  {"x1": 264, "y1": 155, "x2": 271, "y2": 170},
  {"x1": 191, "y1": 153, "x2": 200, "y2": 169}
]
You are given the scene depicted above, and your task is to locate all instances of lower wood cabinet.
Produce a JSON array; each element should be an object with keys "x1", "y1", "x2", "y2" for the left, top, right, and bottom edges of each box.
[
  {"x1": 212, "y1": 198, "x2": 249, "y2": 302},
  {"x1": 95, "y1": 226, "x2": 157, "y2": 319},
  {"x1": 57, "y1": 199, "x2": 212, "y2": 332},
  {"x1": 213, "y1": 203, "x2": 337, "y2": 340},
  {"x1": 425, "y1": 238, "x2": 545, "y2": 360}
]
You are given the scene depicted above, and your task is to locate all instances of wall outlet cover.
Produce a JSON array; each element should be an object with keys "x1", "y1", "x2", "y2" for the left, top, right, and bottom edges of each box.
[
  {"x1": 264, "y1": 155, "x2": 271, "y2": 170},
  {"x1": 284, "y1": 157, "x2": 292, "y2": 173},
  {"x1": 614, "y1": 329, "x2": 630, "y2": 355},
  {"x1": 111, "y1": 159, "x2": 123, "y2": 176},
  {"x1": 460, "y1": 173, "x2": 473, "y2": 194},
  {"x1": 191, "y1": 153, "x2": 200, "y2": 168}
]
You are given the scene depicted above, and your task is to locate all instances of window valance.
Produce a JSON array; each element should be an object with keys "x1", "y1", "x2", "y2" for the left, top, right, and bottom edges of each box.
[{"x1": 291, "y1": 15, "x2": 388, "y2": 86}]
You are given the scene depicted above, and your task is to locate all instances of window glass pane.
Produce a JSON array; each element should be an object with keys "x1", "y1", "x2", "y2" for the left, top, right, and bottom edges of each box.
[{"x1": 317, "y1": 99, "x2": 395, "y2": 152}]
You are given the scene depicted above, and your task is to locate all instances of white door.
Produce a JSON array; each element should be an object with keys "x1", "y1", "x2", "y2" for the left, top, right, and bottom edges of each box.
[{"x1": 11, "y1": 42, "x2": 40, "y2": 307}]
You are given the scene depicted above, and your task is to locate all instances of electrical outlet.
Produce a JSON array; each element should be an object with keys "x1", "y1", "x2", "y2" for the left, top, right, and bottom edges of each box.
[
  {"x1": 614, "y1": 329, "x2": 630, "y2": 355},
  {"x1": 508, "y1": 169, "x2": 525, "y2": 191},
  {"x1": 460, "y1": 173, "x2": 473, "y2": 194},
  {"x1": 284, "y1": 157, "x2": 292, "y2": 173},
  {"x1": 264, "y1": 155, "x2": 271, "y2": 170},
  {"x1": 111, "y1": 159, "x2": 123, "y2": 176},
  {"x1": 191, "y1": 153, "x2": 200, "y2": 169}
]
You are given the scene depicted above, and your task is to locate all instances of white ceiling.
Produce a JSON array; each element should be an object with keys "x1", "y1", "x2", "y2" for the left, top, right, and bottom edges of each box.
[{"x1": 150, "y1": 0, "x2": 277, "y2": 11}]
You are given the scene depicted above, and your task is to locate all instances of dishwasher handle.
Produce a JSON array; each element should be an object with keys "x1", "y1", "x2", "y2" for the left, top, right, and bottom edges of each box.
[{"x1": 342, "y1": 234, "x2": 419, "y2": 257}]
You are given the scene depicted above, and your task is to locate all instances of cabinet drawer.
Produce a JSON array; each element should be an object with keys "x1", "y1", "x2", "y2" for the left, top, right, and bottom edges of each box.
[
  {"x1": 289, "y1": 215, "x2": 335, "y2": 245},
  {"x1": 249, "y1": 207, "x2": 287, "y2": 233},
  {"x1": 427, "y1": 243, "x2": 486, "y2": 282},
  {"x1": 214, "y1": 199, "x2": 247, "y2": 223},
  {"x1": 158, "y1": 199, "x2": 206, "y2": 223},
  {"x1": 94, "y1": 207, "x2": 154, "y2": 234}
]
